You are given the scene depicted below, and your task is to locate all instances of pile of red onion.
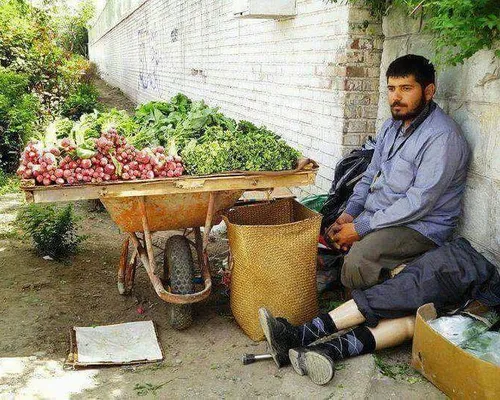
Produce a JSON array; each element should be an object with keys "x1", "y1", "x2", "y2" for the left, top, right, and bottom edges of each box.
[{"x1": 16, "y1": 129, "x2": 185, "y2": 186}]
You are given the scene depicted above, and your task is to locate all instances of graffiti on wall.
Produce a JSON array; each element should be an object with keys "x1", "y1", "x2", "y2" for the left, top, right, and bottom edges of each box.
[{"x1": 138, "y1": 18, "x2": 162, "y2": 92}]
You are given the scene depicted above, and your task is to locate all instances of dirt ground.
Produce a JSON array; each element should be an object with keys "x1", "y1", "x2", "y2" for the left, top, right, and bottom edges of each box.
[
  {"x1": 0, "y1": 192, "x2": 445, "y2": 399},
  {"x1": 93, "y1": 78, "x2": 137, "y2": 114},
  {"x1": 0, "y1": 194, "x2": 257, "y2": 398}
]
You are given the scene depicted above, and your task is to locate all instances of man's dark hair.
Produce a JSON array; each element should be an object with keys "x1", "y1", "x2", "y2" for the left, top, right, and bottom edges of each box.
[{"x1": 386, "y1": 54, "x2": 436, "y2": 89}]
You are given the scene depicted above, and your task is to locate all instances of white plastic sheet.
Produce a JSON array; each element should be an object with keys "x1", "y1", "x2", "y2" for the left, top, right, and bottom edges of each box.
[
  {"x1": 462, "y1": 331, "x2": 500, "y2": 366},
  {"x1": 428, "y1": 311, "x2": 499, "y2": 346}
]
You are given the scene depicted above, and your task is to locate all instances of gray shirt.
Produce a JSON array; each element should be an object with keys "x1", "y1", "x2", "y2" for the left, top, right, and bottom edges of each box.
[{"x1": 346, "y1": 103, "x2": 470, "y2": 245}]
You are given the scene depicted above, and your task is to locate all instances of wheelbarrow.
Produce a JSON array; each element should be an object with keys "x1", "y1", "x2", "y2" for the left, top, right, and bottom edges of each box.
[{"x1": 21, "y1": 162, "x2": 318, "y2": 329}]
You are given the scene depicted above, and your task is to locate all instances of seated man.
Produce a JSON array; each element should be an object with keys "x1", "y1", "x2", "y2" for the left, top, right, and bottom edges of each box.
[
  {"x1": 327, "y1": 54, "x2": 470, "y2": 290},
  {"x1": 259, "y1": 239, "x2": 500, "y2": 385}
]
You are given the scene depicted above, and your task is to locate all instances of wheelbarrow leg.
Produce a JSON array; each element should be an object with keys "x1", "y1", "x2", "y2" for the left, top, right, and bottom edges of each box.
[
  {"x1": 194, "y1": 227, "x2": 203, "y2": 268},
  {"x1": 118, "y1": 236, "x2": 138, "y2": 295},
  {"x1": 125, "y1": 247, "x2": 138, "y2": 293},
  {"x1": 199, "y1": 192, "x2": 218, "y2": 288},
  {"x1": 203, "y1": 192, "x2": 217, "y2": 251},
  {"x1": 117, "y1": 237, "x2": 129, "y2": 294}
]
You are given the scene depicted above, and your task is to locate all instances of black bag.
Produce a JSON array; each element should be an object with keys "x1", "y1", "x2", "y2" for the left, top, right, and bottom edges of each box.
[{"x1": 320, "y1": 138, "x2": 376, "y2": 233}]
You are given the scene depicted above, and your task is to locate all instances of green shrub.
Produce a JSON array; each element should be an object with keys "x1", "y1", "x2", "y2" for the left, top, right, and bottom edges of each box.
[
  {"x1": 16, "y1": 203, "x2": 86, "y2": 259},
  {"x1": 0, "y1": 0, "x2": 92, "y2": 115},
  {"x1": 0, "y1": 69, "x2": 40, "y2": 172},
  {"x1": 0, "y1": 0, "x2": 100, "y2": 172},
  {"x1": 61, "y1": 83, "x2": 101, "y2": 120}
]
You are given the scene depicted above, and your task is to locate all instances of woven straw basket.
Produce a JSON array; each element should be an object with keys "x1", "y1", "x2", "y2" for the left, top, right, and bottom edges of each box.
[{"x1": 223, "y1": 198, "x2": 321, "y2": 341}]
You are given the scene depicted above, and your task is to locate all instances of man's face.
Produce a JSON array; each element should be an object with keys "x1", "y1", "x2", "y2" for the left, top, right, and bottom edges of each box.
[{"x1": 387, "y1": 75, "x2": 428, "y2": 121}]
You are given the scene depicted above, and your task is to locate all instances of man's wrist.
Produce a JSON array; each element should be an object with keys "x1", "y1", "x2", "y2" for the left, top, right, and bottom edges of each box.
[
  {"x1": 345, "y1": 202, "x2": 364, "y2": 218},
  {"x1": 354, "y1": 216, "x2": 372, "y2": 237}
]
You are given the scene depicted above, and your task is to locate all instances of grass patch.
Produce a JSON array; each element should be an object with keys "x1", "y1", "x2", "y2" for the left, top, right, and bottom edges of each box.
[
  {"x1": 0, "y1": 171, "x2": 21, "y2": 196},
  {"x1": 0, "y1": 229, "x2": 22, "y2": 240}
]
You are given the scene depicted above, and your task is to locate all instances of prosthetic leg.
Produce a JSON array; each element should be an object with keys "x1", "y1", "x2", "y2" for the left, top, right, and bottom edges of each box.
[
  {"x1": 257, "y1": 300, "x2": 416, "y2": 385},
  {"x1": 327, "y1": 299, "x2": 415, "y2": 347}
]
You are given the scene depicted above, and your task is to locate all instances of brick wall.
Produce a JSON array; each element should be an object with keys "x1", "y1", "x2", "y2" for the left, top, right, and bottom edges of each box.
[
  {"x1": 89, "y1": 0, "x2": 382, "y2": 195},
  {"x1": 377, "y1": 8, "x2": 500, "y2": 264}
]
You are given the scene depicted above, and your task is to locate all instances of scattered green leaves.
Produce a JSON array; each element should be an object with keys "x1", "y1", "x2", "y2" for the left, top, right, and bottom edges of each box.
[
  {"x1": 373, "y1": 354, "x2": 423, "y2": 383},
  {"x1": 133, "y1": 381, "x2": 171, "y2": 397},
  {"x1": 334, "y1": 362, "x2": 346, "y2": 371}
]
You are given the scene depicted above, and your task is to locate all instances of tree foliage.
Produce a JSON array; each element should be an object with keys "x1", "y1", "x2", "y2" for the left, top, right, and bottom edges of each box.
[
  {"x1": 0, "y1": 0, "x2": 100, "y2": 172},
  {"x1": 327, "y1": 0, "x2": 500, "y2": 65}
]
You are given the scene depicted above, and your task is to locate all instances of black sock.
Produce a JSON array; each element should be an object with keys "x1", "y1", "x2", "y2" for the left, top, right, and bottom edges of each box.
[
  {"x1": 298, "y1": 313, "x2": 337, "y2": 346},
  {"x1": 311, "y1": 325, "x2": 376, "y2": 361}
]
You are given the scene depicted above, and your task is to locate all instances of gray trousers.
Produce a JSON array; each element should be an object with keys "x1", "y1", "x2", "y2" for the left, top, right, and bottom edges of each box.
[{"x1": 341, "y1": 226, "x2": 437, "y2": 290}]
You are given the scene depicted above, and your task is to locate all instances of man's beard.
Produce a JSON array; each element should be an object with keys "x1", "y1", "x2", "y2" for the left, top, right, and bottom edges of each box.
[{"x1": 391, "y1": 97, "x2": 427, "y2": 121}]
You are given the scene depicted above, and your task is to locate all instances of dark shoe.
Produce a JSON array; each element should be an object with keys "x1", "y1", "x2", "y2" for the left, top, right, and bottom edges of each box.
[
  {"x1": 258, "y1": 308, "x2": 301, "y2": 367},
  {"x1": 288, "y1": 347, "x2": 335, "y2": 385}
]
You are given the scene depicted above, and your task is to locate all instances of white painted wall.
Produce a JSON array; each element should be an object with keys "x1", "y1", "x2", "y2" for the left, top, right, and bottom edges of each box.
[{"x1": 89, "y1": 0, "x2": 383, "y2": 195}]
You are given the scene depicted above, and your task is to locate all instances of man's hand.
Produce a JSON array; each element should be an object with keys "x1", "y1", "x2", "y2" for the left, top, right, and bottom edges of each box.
[
  {"x1": 325, "y1": 212, "x2": 354, "y2": 238},
  {"x1": 331, "y1": 223, "x2": 360, "y2": 250},
  {"x1": 336, "y1": 211, "x2": 355, "y2": 226}
]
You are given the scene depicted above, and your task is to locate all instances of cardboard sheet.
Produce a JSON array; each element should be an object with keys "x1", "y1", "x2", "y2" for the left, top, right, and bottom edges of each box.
[{"x1": 67, "y1": 320, "x2": 163, "y2": 367}]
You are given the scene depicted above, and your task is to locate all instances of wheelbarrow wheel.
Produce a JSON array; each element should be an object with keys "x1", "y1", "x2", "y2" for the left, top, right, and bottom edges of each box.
[{"x1": 164, "y1": 235, "x2": 194, "y2": 330}]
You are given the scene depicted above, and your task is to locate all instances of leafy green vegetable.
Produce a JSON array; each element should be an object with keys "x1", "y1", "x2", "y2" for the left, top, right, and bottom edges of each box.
[
  {"x1": 46, "y1": 92, "x2": 302, "y2": 175},
  {"x1": 53, "y1": 118, "x2": 74, "y2": 138},
  {"x1": 134, "y1": 93, "x2": 191, "y2": 124},
  {"x1": 132, "y1": 93, "x2": 193, "y2": 148},
  {"x1": 235, "y1": 127, "x2": 300, "y2": 171},
  {"x1": 181, "y1": 139, "x2": 232, "y2": 175},
  {"x1": 96, "y1": 109, "x2": 138, "y2": 138},
  {"x1": 36, "y1": 117, "x2": 74, "y2": 148},
  {"x1": 181, "y1": 124, "x2": 301, "y2": 175}
]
